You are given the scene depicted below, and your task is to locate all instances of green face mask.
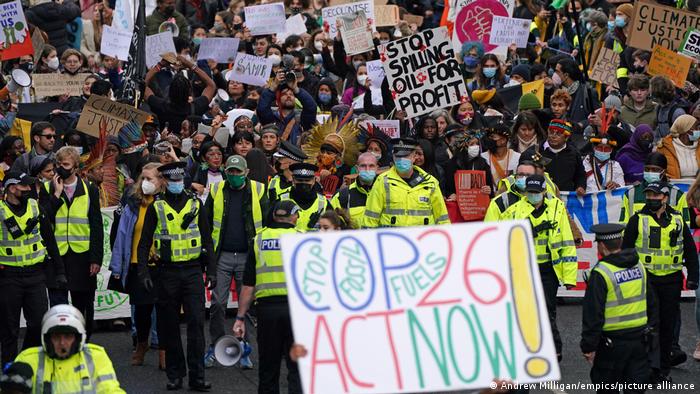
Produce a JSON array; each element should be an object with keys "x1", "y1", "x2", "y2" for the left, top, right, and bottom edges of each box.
[{"x1": 227, "y1": 174, "x2": 246, "y2": 188}]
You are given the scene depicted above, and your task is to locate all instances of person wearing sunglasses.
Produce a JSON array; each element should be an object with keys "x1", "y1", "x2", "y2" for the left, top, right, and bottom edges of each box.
[{"x1": 11, "y1": 121, "x2": 57, "y2": 174}]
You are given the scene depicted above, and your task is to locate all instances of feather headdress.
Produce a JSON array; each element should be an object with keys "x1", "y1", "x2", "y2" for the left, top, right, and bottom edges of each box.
[
  {"x1": 118, "y1": 122, "x2": 147, "y2": 154},
  {"x1": 302, "y1": 117, "x2": 362, "y2": 167}
]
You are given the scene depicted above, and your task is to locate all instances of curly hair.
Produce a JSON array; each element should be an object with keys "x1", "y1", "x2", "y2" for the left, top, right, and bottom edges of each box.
[{"x1": 550, "y1": 88, "x2": 572, "y2": 106}]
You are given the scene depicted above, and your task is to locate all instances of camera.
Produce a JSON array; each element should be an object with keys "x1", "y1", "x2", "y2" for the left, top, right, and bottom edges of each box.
[{"x1": 281, "y1": 54, "x2": 297, "y2": 84}]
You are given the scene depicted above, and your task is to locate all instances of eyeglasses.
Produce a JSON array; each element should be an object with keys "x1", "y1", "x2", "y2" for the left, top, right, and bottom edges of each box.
[{"x1": 40, "y1": 134, "x2": 56, "y2": 139}]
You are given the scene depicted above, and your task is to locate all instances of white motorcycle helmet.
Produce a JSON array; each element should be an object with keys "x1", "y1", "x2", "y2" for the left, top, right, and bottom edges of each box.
[{"x1": 40, "y1": 305, "x2": 86, "y2": 359}]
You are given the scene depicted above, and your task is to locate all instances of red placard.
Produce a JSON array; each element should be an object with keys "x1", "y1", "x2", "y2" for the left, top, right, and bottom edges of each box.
[{"x1": 455, "y1": 170, "x2": 490, "y2": 221}]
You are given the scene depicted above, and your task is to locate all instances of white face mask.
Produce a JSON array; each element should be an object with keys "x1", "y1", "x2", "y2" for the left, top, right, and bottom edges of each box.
[
  {"x1": 314, "y1": 41, "x2": 323, "y2": 51},
  {"x1": 467, "y1": 145, "x2": 480, "y2": 158},
  {"x1": 268, "y1": 54, "x2": 281, "y2": 66},
  {"x1": 294, "y1": 46, "x2": 303, "y2": 52},
  {"x1": 47, "y1": 57, "x2": 59, "y2": 70},
  {"x1": 357, "y1": 75, "x2": 368, "y2": 85},
  {"x1": 141, "y1": 179, "x2": 158, "y2": 195}
]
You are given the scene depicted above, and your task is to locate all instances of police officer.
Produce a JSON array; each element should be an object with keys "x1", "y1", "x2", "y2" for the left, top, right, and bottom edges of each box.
[
  {"x1": 277, "y1": 163, "x2": 331, "y2": 231},
  {"x1": 137, "y1": 161, "x2": 217, "y2": 391},
  {"x1": 41, "y1": 146, "x2": 103, "y2": 338},
  {"x1": 331, "y1": 152, "x2": 378, "y2": 228},
  {"x1": 621, "y1": 181, "x2": 699, "y2": 382},
  {"x1": 204, "y1": 155, "x2": 268, "y2": 369},
  {"x1": 484, "y1": 160, "x2": 536, "y2": 221},
  {"x1": 582, "y1": 223, "x2": 655, "y2": 393},
  {"x1": 234, "y1": 200, "x2": 302, "y2": 394},
  {"x1": 619, "y1": 153, "x2": 688, "y2": 223},
  {"x1": 364, "y1": 138, "x2": 450, "y2": 228},
  {"x1": 268, "y1": 141, "x2": 308, "y2": 202},
  {"x1": 15, "y1": 305, "x2": 124, "y2": 393},
  {"x1": 503, "y1": 174, "x2": 578, "y2": 360},
  {"x1": 0, "y1": 172, "x2": 65, "y2": 364}
]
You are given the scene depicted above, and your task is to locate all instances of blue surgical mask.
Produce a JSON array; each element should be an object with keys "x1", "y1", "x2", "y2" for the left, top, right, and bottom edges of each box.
[
  {"x1": 464, "y1": 56, "x2": 478, "y2": 68},
  {"x1": 526, "y1": 192, "x2": 543, "y2": 205},
  {"x1": 615, "y1": 16, "x2": 626, "y2": 28},
  {"x1": 585, "y1": 22, "x2": 592, "y2": 31},
  {"x1": 690, "y1": 130, "x2": 700, "y2": 142},
  {"x1": 643, "y1": 171, "x2": 661, "y2": 183},
  {"x1": 358, "y1": 170, "x2": 376, "y2": 183},
  {"x1": 73, "y1": 146, "x2": 83, "y2": 156},
  {"x1": 394, "y1": 157, "x2": 412, "y2": 173},
  {"x1": 193, "y1": 37, "x2": 203, "y2": 46},
  {"x1": 594, "y1": 150, "x2": 611, "y2": 162},
  {"x1": 483, "y1": 67, "x2": 497, "y2": 78},
  {"x1": 514, "y1": 176, "x2": 527, "y2": 191},
  {"x1": 167, "y1": 181, "x2": 185, "y2": 194},
  {"x1": 318, "y1": 93, "x2": 332, "y2": 104},
  {"x1": 607, "y1": 21, "x2": 615, "y2": 31}
]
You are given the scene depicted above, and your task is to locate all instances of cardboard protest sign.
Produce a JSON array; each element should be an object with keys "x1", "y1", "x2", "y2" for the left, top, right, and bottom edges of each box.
[
  {"x1": 589, "y1": 47, "x2": 620, "y2": 89},
  {"x1": 489, "y1": 16, "x2": 530, "y2": 48},
  {"x1": 647, "y1": 45, "x2": 692, "y2": 88},
  {"x1": 628, "y1": 0, "x2": 700, "y2": 52},
  {"x1": 76, "y1": 95, "x2": 150, "y2": 137},
  {"x1": 228, "y1": 53, "x2": 273, "y2": 87},
  {"x1": 145, "y1": 32, "x2": 176, "y2": 68},
  {"x1": 197, "y1": 38, "x2": 240, "y2": 63},
  {"x1": 366, "y1": 59, "x2": 385, "y2": 85},
  {"x1": 244, "y1": 3, "x2": 286, "y2": 36},
  {"x1": 31, "y1": 28, "x2": 45, "y2": 65},
  {"x1": 379, "y1": 27, "x2": 468, "y2": 118},
  {"x1": 281, "y1": 221, "x2": 561, "y2": 393},
  {"x1": 0, "y1": 0, "x2": 34, "y2": 61},
  {"x1": 451, "y1": 0, "x2": 515, "y2": 57},
  {"x1": 339, "y1": 11, "x2": 374, "y2": 56},
  {"x1": 455, "y1": 170, "x2": 490, "y2": 220},
  {"x1": 322, "y1": 1, "x2": 375, "y2": 37},
  {"x1": 33, "y1": 73, "x2": 92, "y2": 97},
  {"x1": 100, "y1": 25, "x2": 132, "y2": 61},
  {"x1": 403, "y1": 13, "x2": 424, "y2": 27},
  {"x1": 375, "y1": 5, "x2": 399, "y2": 27},
  {"x1": 679, "y1": 28, "x2": 700, "y2": 60}
]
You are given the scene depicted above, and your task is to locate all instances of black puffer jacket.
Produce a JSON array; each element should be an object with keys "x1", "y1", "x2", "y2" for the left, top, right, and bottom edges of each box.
[{"x1": 26, "y1": 1, "x2": 81, "y2": 56}]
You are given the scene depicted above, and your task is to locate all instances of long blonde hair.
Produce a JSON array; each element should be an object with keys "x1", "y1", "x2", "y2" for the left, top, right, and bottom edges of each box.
[{"x1": 130, "y1": 163, "x2": 164, "y2": 202}]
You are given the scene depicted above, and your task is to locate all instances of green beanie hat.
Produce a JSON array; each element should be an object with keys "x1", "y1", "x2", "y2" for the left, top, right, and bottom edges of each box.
[{"x1": 518, "y1": 93, "x2": 541, "y2": 111}]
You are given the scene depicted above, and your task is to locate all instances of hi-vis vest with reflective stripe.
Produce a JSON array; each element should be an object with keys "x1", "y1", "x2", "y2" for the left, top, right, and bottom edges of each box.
[
  {"x1": 268, "y1": 176, "x2": 291, "y2": 200},
  {"x1": 593, "y1": 261, "x2": 648, "y2": 331},
  {"x1": 210, "y1": 180, "x2": 265, "y2": 252},
  {"x1": 620, "y1": 182, "x2": 687, "y2": 223},
  {"x1": 635, "y1": 213, "x2": 684, "y2": 276},
  {"x1": 45, "y1": 180, "x2": 90, "y2": 255},
  {"x1": 331, "y1": 182, "x2": 369, "y2": 229},
  {"x1": 254, "y1": 226, "x2": 300, "y2": 299},
  {"x1": 498, "y1": 172, "x2": 558, "y2": 197},
  {"x1": 15, "y1": 344, "x2": 124, "y2": 394},
  {"x1": 0, "y1": 199, "x2": 46, "y2": 266},
  {"x1": 153, "y1": 198, "x2": 202, "y2": 262},
  {"x1": 279, "y1": 193, "x2": 328, "y2": 231}
]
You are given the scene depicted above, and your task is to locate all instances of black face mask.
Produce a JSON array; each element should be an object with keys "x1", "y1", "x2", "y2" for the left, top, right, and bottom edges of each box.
[
  {"x1": 19, "y1": 62, "x2": 33, "y2": 73},
  {"x1": 646, "y1": 199, "x2": 663, "y2": 212},
  {"x1": 292, "y1": 183, "x2": 316, "y2": 202},
  {"x1": 56, "y1": 166, "x2": 72, "y2": 180},
  {"x1": 274, "y1": 161, "x2": 284, "y2": 173},
  {"x1": 290, "y1": 7, "x2": 302, "y2": 14},
  {"x1": 19, "y1": 190, "x2": 31, "y2": 202}
]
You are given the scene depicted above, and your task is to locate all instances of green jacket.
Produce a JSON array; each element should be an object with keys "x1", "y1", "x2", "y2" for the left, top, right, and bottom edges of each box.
[
  {"x1": 620, "y1": 99, "x2": 657, "y2": 128},
  {"x1": 145, "y1": 9, "x2": 189, "y2": 40}
]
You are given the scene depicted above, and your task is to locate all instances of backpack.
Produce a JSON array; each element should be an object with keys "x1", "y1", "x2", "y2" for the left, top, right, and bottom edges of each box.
[{"x1": 656, "y1": 103, "x2": 679, "y2": 139}]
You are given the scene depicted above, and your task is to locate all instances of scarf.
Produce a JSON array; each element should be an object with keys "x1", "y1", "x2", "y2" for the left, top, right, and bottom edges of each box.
[
  {"x1": 565, "y1": 81, "x2": 580, "y2": 97},
  {"x1": 517, "y1": 135, "x2": 537, "y2": 153}
]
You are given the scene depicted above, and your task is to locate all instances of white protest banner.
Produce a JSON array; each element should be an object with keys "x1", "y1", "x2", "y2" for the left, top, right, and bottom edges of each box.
[
  {"x1": 229, "y1": 53, "x2": 273, "y2": 87},
  {"x1": 197, "y1": 37, "x2": 240, "y2": 63},
  {"x1": 369, "y1": 119, "x2": 399, "y2": 138},
  {"x1": 145, "y1": 32, "x2": 176, "y2": 68},
  {"x1": 100, "y1": 25, "x2": 132, "y2": 61},
  {"x1": 322, "y1": 0, "x2": 375, "y2": 38},
  {"x1": 282, "y1": 221, "x2": 560, "y2": 393},
  {"x1": 277, "y1": 14, "x2": 308, "y2": 43},
  {"x1": 244, "y1": 3, "x2": 286, "y2": 36},
  {"x1": 339, "y1": 11, "x2": 374, "y2": 56},
  {"x1": 679, "y1": 28, "x2": 700, "y2": 60},
  {"x1": 489, "y1": 16, "x2": 530, "y2": 48},
  {"x1": 33, "y1": 73, "x2": 93, "y2": 97},
  {"x1": 379, "y1": 27, "x2": 468, "y2": 118},
  {"x1": 112, "y1": 0, "x2": 133, "y2": 34},
  {"x1": 366, "y1": 59, "x2": 385, "y2": 85},
  {"x1": 76, "y1": 95, "x2": 151, "y2": 137},
  {"x1": 451, "y1": 0, "x2": 515, "y2": 58},
  {"x1": 0, "y1": 0, "x2": 34, "y2": 61}
]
